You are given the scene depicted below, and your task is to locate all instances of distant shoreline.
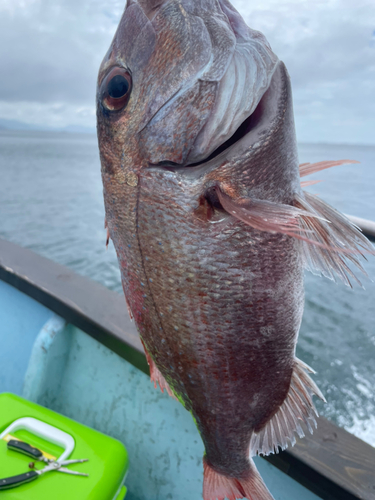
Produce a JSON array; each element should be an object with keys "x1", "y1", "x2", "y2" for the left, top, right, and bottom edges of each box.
[
  {"x1": 0, "y1": 124, "x2": 373, "y2": 147},
  {"x1": 0, "y1": 127, "x2": 96, "y2": 136},
  {"x1": 0, "y1": 119, "x2": 95, "y2": 135}
]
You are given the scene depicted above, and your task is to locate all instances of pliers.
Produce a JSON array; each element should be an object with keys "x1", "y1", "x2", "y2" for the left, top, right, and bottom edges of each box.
[{"x1": 0, "y1": 439, "x2": 89, "y2": 490}]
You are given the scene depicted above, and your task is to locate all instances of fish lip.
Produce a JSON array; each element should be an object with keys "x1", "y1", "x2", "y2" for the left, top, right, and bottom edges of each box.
[{"x1": 147, "y1": 61, "x2": 284, "y2": 177}]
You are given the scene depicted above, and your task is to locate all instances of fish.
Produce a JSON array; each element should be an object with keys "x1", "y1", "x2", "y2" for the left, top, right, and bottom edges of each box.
[{"x1": 96, "y1": 1, "x2": 374, "y2": 499}]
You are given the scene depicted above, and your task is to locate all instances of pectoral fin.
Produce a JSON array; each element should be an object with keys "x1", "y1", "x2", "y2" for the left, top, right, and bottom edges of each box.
[
  {"x1": 294, "y1": 192, "x2": 373, "y2": 287},
  {"x1": 216, "y1": 187, "x2": 322, "y2": 237},
  {"x1": 216, "y1": 186, "x2": 374, "y2": 287}
]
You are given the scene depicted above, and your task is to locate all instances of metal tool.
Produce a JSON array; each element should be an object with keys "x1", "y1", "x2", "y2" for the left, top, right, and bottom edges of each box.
[
  {"x1": 0, "y1": 417, "x2": 75, "y2": 463},
  {"x1": 0, "y1": 439, "x2": 89, "y2": 490}
]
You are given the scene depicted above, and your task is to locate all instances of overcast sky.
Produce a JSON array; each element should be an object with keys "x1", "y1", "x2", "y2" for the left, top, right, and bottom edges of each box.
[{"x1": 0, "y1": 0, "x2": 374, "y2": 144}]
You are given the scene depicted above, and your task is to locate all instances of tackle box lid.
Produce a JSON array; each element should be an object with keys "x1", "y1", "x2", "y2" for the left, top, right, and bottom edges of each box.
[{"x1": 0, "y1": 393, "x2": 128, "y2": 500}]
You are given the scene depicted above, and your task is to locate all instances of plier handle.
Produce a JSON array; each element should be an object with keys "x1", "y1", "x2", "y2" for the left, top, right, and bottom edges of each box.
[
  {"x1": 0, "y1": 439, "x2": 89, "y2": 490},
  {"x1": 7, "y1": 439, "x2": 51, "y2": 464}
]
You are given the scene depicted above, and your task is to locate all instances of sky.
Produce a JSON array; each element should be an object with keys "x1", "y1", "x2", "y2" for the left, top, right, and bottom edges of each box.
[{"x1": 0, "y1": 0, "x2": 374, "y2": 144}]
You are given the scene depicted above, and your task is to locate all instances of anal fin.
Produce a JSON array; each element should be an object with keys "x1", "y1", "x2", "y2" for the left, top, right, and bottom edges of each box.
[{"x1": 250, "y1": 358, "x2": 326, "y2": 457}]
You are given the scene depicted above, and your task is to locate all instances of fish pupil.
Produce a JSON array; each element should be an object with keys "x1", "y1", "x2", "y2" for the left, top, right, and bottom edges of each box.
[{"x1": 108, "y1": 75, "x2": 129, "y2": 99}]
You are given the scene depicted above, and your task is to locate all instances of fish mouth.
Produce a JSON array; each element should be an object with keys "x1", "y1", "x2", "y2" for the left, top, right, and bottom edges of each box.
[
  {"x1": 156, "y1": 99, "x2": 264, "y2": 170},
  {"x1": 191, "y1": 96, "x2": 264, "y2": 167},
  {"x1": 149, "y1": 61, "x2": 283, "y2": 175}
]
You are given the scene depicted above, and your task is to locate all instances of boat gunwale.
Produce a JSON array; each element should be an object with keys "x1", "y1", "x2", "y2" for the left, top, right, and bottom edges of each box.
[{"x1": 0, "y1": 237, "x2": 374, "y2": 500}]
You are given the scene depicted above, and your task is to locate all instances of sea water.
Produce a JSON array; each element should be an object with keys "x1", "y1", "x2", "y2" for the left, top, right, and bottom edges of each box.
[{"x1": 0, "y1": 129, "x2": 374, "y2": 446}]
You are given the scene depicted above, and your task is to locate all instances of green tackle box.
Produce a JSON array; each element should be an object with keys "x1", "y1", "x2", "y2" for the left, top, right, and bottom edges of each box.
[{"x1": 0, "y1": 393, "x2": 128, "y2": 500}]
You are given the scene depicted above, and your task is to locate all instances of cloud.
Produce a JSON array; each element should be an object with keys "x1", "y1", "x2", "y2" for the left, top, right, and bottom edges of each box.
[
  {"x1": 234, "y1": 0, "x2": 375, "y2": 143},
  {"x1": 0, "y1": 0, "x2": 120, "y2": 104},
  {"x1": 0, "y1": 0, "x2": 374, "y2": 143},
  {"x1": 0, "y1": 100, "x2": 96, "y2": 129}
]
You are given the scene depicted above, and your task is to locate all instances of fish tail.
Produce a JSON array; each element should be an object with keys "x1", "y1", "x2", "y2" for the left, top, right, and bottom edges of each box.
[{"x1": 203, "y1": 457, "x2": 275, "y2": 500}]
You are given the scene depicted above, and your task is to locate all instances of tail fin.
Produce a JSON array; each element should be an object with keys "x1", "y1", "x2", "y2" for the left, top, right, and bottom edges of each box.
[{"x1": 203, "y1": 458, "x2": 275, "y2": 500}]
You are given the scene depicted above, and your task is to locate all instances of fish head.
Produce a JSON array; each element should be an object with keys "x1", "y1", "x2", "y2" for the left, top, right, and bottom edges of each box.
[{"x1": 97, "y1": 0, "x2": 279, "y2": 183}]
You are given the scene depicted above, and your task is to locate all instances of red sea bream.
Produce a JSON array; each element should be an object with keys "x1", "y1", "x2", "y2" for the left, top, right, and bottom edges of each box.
[{"x1": 96, "y1": 1, "x2": 373, "y2": 498}]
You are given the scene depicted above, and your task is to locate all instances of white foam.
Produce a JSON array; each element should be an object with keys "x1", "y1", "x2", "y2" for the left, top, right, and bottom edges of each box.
[{"x1": 347, "y1": 414, "x2": 375, "y2": 448}]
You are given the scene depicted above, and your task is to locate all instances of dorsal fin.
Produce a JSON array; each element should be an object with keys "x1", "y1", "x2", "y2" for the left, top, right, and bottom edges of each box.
[{"x1": 299, "y1": 160, "x2": 359, "y2": 178}]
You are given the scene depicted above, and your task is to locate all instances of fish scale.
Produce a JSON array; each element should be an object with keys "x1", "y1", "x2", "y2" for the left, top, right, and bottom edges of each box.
[
  {"x1": 137, "y1": 167, "x2": 302, "y2": 469},
  {"x1": 97, "y1": 1, "x2": 373, "y2": 498}
]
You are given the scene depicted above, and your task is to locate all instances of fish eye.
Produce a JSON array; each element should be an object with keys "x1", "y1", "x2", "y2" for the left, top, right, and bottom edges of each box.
[
  {"x1": 101, "y1": 67, "x2": 132, "y2": 112},
  {"x1": 108, "y1": 75, "x2": 129, "y2": 98}
]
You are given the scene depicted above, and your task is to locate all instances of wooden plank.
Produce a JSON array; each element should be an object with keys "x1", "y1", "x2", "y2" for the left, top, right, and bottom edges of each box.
[
  {"x1": 289, "y1": 417, "x2": 375, "y2": 499},
  {"x1": 0, "y1": 237, "x2": 374, "y2": 499},
  {"x1": 266, "y1": 417, "x2": 375, "y2": 500},
  {"x1": 0, "y1": 238, "x2": 147, "y2": 374}
]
